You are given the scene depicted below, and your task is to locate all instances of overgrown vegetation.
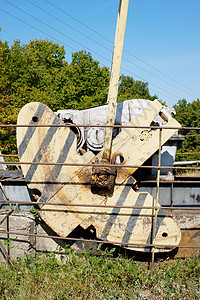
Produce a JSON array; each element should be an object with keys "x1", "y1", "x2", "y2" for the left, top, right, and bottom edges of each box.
[{"x1": 0, "y1": 247, "x2": 199, "y2": 299}]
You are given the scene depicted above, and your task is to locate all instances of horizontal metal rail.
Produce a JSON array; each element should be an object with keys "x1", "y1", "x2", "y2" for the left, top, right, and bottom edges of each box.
[
  {"x1": 183, "y1": 134, "x2": 200, "y2": 137},
  {"x1": 1, "y1": 151, "x2": 200, "y2": 158},
  {"x1": 1, "y1": 199, "x2": 200, "y2": 211},
  {"x1": 174, "y1": 161, "x2": 200, "y2": 166},
  {"x1": 1, "y1": 179, "x2": 200, "y2": 184},
  {"x1": 140, "y1": 180, "x2": 200, "y2": 184},
  {"x1": 0, "y1": 240, "x2": 13, "y2": 266},
  {"x1": 1, "y1": 160, "x2": 200, "y2": 170},
  {"x1": 176, "y1": 152, "x2": 200, "y2": 155},
  {"x1": 0, "y1": 229, "x2": 200, "y2": 249},
  {"x1": 0, "y1": 154, "x2": 19, "y2": 158},
  {"x1": 0, "y1": 124, "x2": 200, "y2": 130},
  {"x1": 0, "y1": 209, "x2": 14, "y2": 225},
  {"x1": 1, "y1": 124, "x2": 200, "y2": 265}
]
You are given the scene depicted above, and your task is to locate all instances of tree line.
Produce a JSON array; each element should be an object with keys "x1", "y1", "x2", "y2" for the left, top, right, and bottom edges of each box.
[{"x1": 0, "y1": 38, "x2": 199, "y2": 160}]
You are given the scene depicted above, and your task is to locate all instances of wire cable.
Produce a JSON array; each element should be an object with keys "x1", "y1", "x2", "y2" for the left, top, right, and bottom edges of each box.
[
  {"x1": 0, "y1": 8, "x2": 76, "y2": 53},
  {"x1": 25, "y1": 0, "x2": 112, "y2": 56},
  {"x1": 4, "y1": 0, "x2": 112, "y2": 64},
  {"x1": 2, "y1": 1, "x2": 181, "y2": 102},
  {"x1": 44, "y1": 0, "x2": 200, "y2": 98},
  {"x1": 0, "y1": 8, "x2": 178, "y2": 102},
  {"x1": 24, "y1": 0, "x2": 197, "y2": 99},
  {"x1": 44, "y1": 0, "x2": 112, "y2": 44}
]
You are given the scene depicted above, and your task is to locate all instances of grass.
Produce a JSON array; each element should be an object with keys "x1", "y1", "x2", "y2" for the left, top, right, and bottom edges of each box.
[{"x1": 0, "y1": 247, "x2": 199, "y2": 299}]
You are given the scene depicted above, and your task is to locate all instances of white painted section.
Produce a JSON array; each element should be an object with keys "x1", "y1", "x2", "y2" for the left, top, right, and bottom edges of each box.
[{"x1": 56, "y1": 99, "x2": 175, "y2": 152}]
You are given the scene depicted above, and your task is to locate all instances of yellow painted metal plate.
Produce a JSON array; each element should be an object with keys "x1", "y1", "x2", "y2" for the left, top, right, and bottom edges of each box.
[{"x1": 17, "y1": 102, "x2": 181, "y2": 252}]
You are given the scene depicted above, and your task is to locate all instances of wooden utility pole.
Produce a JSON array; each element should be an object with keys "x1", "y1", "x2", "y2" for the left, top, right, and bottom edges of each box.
[{"x1": 103, "y1": 0, "x2": 130, "y2": 161}]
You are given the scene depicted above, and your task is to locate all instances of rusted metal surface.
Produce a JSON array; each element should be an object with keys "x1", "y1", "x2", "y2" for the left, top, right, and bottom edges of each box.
[
  {"x1": 0, "y1": 209, "x2": 14, "y2": 265},
  {"x1": 91, "y1": 159, "x2": 117, "y2": 193},
  {"x1": 1, "y1": 199, "x2": 200, "y2": 211},
  {"x1": 0, "y1": 154, "x2": 19, "y2": 158},
  {"x1": 1, "y1": 160, "x2": 200, "y2": 171},
  {"x1": 0, "y1": 240, "x2": 13, "y2": 266},
  {"x1": 183, "y1": 134, "x2": 200, "y2": 137},
  {"x1": 0, "y1": 203, "x2": 199, "y2": 260},
  {"x1": 176, "y1": 152, "x2": 200, "y2": 155},
  {"x1": 1, "y1": 123, "x2": 200, "y2": 130},
  {"x1": 159, "y1": 112, "x2": 168, "y2": 122},
  {"x1": 175, "y1": 230, "x2": 200, "y2": 257},
  {"x1": 0, "y1": 229, "x2": 199, "y2": 249},
  {"x1": 0, "y1": 209, "x2": 14, "y2": 226},
  {"x1": 151, "y1": 128, "x2": 162, "y2": 276},
  {"x1": 1, "y1": 170, "x2": 200, "y2": 184}
]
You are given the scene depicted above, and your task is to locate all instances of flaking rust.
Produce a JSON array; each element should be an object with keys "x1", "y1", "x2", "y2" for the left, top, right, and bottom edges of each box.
[{"x1": 175, "y1": 230, "x2": 200, "y2": 258}]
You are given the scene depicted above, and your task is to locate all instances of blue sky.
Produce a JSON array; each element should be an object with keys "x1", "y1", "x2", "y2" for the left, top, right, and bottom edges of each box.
[{"x1": 0, "y1": 0, "x2": 199, "y2": 108}]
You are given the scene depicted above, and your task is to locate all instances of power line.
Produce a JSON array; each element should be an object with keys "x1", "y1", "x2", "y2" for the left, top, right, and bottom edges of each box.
[
  {"x1": 4, "y1": 0, "x2": 112, "y2": 64},
  {"x1": 3, "y1": 0, "x2": 181, "y2": 101},
  {"x1": 0, "y1": 0, "x2": 179, "y2": 100},
  {"x1": 44, "y1": 0, "x2": 112, "y2": 45},
  {"x1": 0, "y1": 7, "x2": 176, "y2": 102},
  {"x1": 2, "y1": 0, "x2": 192, "y2": 103},
  {"x1": 25, "y1": 0, "x2": 112, "y2": 56},
  {"x1": 122, "y1": 57, "x2": 197, "y2": 98},
  {"x1": 0, "y1": 8, "x2": 76, "y2": 52},
  {"x1": 44, "y1": 0, "x2": 200, "y2": 98},
  {"x1": 120, "y1": 65, "x2": 180, "y2": 100},
  {"x1": 124, "y1": 49, "x2": 200, "y2": 96},
  {"x1": 25, "y1": 0, "x2": 196, "y2": 99}
]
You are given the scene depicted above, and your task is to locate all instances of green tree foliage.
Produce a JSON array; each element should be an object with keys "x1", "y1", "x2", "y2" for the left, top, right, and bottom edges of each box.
[
  {"x1": 58, "y1": 50, "x2": 109, "y2": 109},
  {"x1": 0, "y1": 38, "x2": 67, "y2": 154},
  {"x1": 0, "y1": 40, "x2": 18, "y2": 154},
  {"x1": 174, "y1": 99, "x2": 200, "y2": 161},
  {"x1": 118, "y1": 74, "x2": 157, "y2": 102},
  {"x1": 0, "y1": 38, "x2": 157, "y2": 156},
  {"x1": 0, "y1": 39, "x2": 110, "y2": 155}
]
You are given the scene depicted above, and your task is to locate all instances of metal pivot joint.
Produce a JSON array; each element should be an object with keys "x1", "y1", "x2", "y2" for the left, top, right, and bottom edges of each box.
[{"x1": 91, "y1": 158, "x2": 117, "y2": 194}]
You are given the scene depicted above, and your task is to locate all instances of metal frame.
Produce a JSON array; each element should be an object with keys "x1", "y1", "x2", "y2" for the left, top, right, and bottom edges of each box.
[{"x1": 0, "y1": 124, "x2": 200, "y2": 276}]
